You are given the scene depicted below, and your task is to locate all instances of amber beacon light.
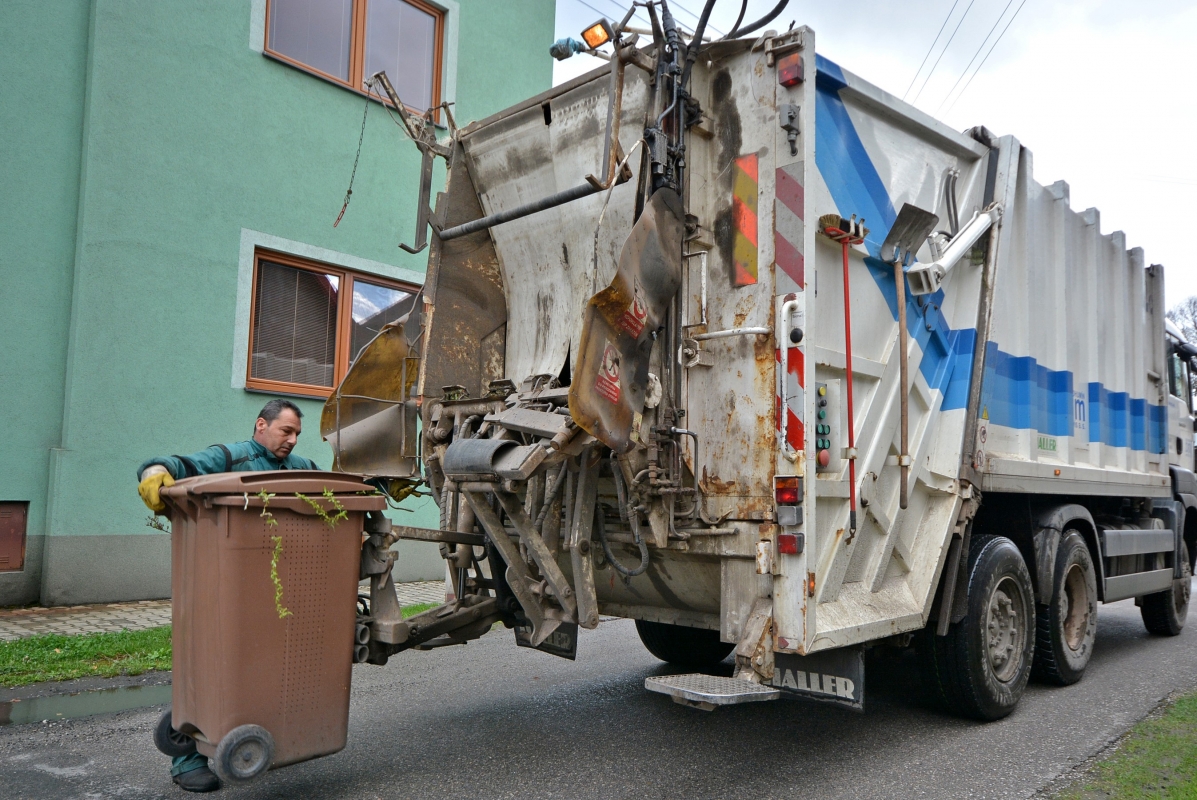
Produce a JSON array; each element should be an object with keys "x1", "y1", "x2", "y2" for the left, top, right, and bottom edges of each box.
[{"x1": 581, "y1": 19, "x2": 613, "y2": 49}]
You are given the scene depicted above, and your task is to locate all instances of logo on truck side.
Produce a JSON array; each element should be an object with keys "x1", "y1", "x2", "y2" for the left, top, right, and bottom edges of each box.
[{"x1": 771, "y1": 668, "x2": 856, "y2": 699}]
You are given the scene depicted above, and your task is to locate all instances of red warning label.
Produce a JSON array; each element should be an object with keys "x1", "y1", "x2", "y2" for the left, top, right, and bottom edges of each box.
[
  {"x1": 594, "y1": 341, "x2": 621, "y2": 403},
  {"x1": 617, "y1": 282, "x2": 649, "y2": 338}
]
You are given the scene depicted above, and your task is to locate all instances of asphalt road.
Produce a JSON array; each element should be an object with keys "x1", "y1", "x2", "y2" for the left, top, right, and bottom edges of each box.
[{"x1": 3, "y1": 584, "x2": 1194, "y2": 800}]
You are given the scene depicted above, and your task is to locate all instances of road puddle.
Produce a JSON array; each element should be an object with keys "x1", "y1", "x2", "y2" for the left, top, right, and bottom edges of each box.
[{"x1": 0, "y1": 683, "x2": 171, "y2": 726}]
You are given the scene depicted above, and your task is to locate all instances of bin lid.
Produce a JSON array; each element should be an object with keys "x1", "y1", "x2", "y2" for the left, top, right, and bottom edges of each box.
[{"x1": 163, "y1": 470, "x2": 380, "y2": 497}]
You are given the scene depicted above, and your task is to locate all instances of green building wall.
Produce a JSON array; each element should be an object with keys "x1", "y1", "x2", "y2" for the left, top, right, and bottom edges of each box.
[{"x1": 0, "y1": 0, "x2": 555, "y2": 606}]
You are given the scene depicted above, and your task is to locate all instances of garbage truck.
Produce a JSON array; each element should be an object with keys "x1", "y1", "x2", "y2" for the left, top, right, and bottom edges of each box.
[{"x1": 326, "y1": 0, "x2": 1195, "y2": 722}]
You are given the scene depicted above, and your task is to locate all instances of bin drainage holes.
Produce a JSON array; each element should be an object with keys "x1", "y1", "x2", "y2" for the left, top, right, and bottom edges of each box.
[{"x1": 0, "y1": 683, "x2": 172, "y2": 726}]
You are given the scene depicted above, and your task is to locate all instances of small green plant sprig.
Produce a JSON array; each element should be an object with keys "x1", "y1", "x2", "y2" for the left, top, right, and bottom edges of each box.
[
  {"x1": 258, "y1": 489, "x2": 278, "y2": 527},
  {"x1": 295, "y1": 487, "x2": 348, "y2": 529},
  {"x1": 144, "y1": 516, "x2": 170, "y2": 533},
  {"x1": 270, "y1": 534, "x2": 292, "y2": 619}
]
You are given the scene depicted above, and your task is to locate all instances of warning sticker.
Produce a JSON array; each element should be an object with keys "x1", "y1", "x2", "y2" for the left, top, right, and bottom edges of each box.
[
  {"x1": 617, "y1": 280, "x2": 649, "y2": 338},
  {"x1": 594, "y1": 342, "x2": 621, "y2": 403}
]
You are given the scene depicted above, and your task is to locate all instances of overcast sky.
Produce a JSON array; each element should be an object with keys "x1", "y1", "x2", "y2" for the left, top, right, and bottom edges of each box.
[{"x1": 553, "y1": 0, "x2": 1197, "y2": 309}]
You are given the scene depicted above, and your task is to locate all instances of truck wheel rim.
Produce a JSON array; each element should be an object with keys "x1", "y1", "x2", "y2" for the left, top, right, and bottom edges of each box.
[
  {"x1": 986, "y1": 576, "x2": 1026, "y2": 682},
  {"x1": 1062, "y1": 563, "x2": 1090, "y2": 651}
]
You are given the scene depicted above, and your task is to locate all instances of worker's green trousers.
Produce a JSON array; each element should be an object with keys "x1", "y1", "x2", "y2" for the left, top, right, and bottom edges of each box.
[{"x1": 171, "y1": 752, "x2": 208, "y2": 776}]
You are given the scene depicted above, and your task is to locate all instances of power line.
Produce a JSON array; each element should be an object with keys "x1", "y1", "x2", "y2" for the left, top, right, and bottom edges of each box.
[
  {"x1": 944, "y1": 0, "x2": 1029, "y2": 114},
  {"x1": 665, "y1": 0, "x2": 726, "y2": 37},
  {"x1": 911, "y1": 0, "x2": 978, "y2": 104},
  {"x1": 903, "y1": 0, "x2": 961, "y2": 101},
  {"x1": 935, "y1": 0, "x2": 1016, "y2": 114}
]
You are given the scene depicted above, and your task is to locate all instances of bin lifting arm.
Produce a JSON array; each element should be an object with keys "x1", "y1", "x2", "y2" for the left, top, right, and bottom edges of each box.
[
  {"x1": 905, "y1": 203, "x2": 1003, "y2": 296},
  {"x1": 370, "y1": 71, "x2": 453, "y2": 254}
]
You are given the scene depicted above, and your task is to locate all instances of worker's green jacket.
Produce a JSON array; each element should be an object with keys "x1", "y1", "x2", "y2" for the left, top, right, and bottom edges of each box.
[{"x1": 137, "y1": 439, "x2": 319, "y2": 480}]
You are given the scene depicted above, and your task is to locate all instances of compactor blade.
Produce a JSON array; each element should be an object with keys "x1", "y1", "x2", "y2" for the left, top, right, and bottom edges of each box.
[{"x1": 568, "y1": 189, "x2": 684, "y2": 452}]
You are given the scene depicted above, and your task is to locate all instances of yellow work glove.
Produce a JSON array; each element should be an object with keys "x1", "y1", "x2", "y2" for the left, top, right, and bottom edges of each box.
[{"x1": 138, "y1": 468, "x2": 175, "y2": 513}]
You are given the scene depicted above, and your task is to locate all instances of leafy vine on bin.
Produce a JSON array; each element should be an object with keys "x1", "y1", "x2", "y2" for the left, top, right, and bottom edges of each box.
[
  {"x1": 257, "y1": 489, "x2": 278, "y2": 527},
  {"x1": 270, "y1": 534, "x2": 292, "y2": 619},
  {"x1": 294, "y1": 488, "x2": 348, "y2": 529}
]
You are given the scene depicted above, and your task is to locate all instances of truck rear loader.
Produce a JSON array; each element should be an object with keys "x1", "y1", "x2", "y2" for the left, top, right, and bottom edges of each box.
[{"x1": 327, "y1": 1, "x2": 1195, "y2": 720}]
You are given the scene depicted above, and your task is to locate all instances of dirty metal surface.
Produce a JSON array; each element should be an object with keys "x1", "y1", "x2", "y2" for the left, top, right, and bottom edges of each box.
[
  {"x1": 569, "y1": 189, "x2": 685, "y2": 452},
  {"x1": 460, "y1": 64, "x2": 652, "y2": 382},
  {"x1": 419, "y1": 140, "x2": 507, "y2": 405},
  {"x1": 321, "y1": 322, "x2": 420, "y2": 477}
]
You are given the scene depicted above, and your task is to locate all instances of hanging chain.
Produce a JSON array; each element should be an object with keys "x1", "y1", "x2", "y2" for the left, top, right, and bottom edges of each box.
[{"x1": 334, "y1": 86, "x2": 373, "y2": 228}]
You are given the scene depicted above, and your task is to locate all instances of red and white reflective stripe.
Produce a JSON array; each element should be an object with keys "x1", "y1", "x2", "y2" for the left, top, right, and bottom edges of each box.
[{"x1": 775, "y1": 163, "x2": 805, "y2": 450}]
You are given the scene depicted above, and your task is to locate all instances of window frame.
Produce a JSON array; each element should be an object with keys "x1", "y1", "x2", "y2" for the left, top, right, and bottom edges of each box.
[
  {"x1": 245, "y1": 248, "x2": 420, "y2": 399},
  {"x1": 262, "y1": 0, "x2": 444, "y2": 118}
]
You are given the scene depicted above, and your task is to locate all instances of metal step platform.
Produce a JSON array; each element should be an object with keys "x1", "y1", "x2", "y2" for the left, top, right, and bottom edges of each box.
[{"x1": 644, "y1": 674, "x2": 780, "y2": 711}]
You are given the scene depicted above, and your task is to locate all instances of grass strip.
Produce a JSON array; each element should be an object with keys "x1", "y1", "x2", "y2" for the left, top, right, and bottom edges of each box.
[
  {"x1": 0, "y1": 626, "x2": 172, "y2": 688},
  {"x1": 1057, "y1": 690, "x2": 1197, "y2": 799},
  {"x1": 1, "y1": 603, "x2": 442, "y2": 688},
  {"x1": 401, "y1": 602, "x2": 438, "y2": 618}
]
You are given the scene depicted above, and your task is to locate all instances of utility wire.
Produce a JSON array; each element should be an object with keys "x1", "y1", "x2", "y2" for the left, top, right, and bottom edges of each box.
[
  {"x1": 903, "y1": 0, "x2": 960, "y2": 100},
  {"x1": 911, "y1": 0, "x2": 978, "y2": 104},
  {"x1": 665, "y1": 0, "x2": 726, "y2": 37},
  {"x1": 935, "y1": 0, "x2": 1016, "y2": 114},
  {"x1": 944, "y1": 0, "x2": 1029, "y2": 114}
]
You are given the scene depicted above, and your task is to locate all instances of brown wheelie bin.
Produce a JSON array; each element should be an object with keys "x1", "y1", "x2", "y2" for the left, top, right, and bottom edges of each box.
[{"x1": 159, "y1": 471, "x2": 386, "y2": 784}]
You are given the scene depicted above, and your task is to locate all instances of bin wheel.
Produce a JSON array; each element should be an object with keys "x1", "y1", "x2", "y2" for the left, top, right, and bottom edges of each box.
[
  {"x1": 153, "y1": 708, "x2": 197, "y2": 758},
  {"x1": 213, "y1": 724, "x2": 274, "y2": 784}
]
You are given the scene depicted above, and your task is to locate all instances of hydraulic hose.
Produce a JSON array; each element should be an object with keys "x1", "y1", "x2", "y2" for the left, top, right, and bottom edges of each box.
[
  {"x1": 595, "y1": 504, "x2": 650, "y2": 578},
  {"x1": 533, "y1": 462, "x2": 569, "y2": 534},
  {"x1": 599, "y1": 458, "x2": 649, "y2": 577},
  {"x1": 725, "y1": 0, "x2": 789, "y2": 39}
]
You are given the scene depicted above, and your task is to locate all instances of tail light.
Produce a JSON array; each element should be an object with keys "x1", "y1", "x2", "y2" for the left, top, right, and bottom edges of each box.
[
  {"x1": 777, "y1": 52, "x2": 804, "y2": 87},
  {"x1": 774, "y1": 476, "x2": 802, "y2": 505},
  {"x1": 778, "y1": 532, "x2": 804, "y2": 555}
]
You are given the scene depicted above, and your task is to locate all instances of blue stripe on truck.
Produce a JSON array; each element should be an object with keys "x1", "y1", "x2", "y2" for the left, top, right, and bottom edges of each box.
[{"x1": 814, "y1": 55, "x2": 1166, "y2": 453}]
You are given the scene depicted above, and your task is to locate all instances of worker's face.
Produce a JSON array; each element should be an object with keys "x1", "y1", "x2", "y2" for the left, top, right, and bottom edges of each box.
[{"x1": 254, "y1": 409, "x2": 302, "y2": 459}]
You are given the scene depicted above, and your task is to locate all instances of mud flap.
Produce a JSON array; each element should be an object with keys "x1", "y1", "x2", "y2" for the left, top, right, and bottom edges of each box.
[
  {"x1": 772, "y1": 648, "x2": 865, "y2": 711},
  {"x1": 569, "y1": 189, "x2": 685, "y2": 452}
]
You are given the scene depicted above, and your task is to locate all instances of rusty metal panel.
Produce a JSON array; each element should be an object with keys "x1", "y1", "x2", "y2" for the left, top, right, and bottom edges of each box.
[
  {"x1": 680, "y1": 46, "x2": 780, "y2": 509},
  {"x1": 418, "y1": 140, "x2": 507, "y2": 404},
  {"x1": 570, "y1": 189, "x2": 684, "y2": 451},
  {"x1": 459, "y1": 64, "x2": 652, "y2": 383},
  {"x1": 0, "y1": 503, "x2": 26, "y2": 572}
]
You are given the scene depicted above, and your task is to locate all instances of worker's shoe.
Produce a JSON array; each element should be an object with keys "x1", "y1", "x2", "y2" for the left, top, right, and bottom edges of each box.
[
  {"x1": 172, "y1": 765, "x2": 220, "y2": 792},
  {"x1": 171, "y1": 753, "x2": 220, "y2": 793}
]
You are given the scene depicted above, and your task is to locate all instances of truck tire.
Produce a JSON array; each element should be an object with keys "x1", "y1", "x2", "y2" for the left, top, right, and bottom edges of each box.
[
  {"x1": 1032, "y1": 531, "x2": 1098, "y2": 685},
  {"x1": 635, "y1": 620, "x2": 733, "y2": 668},
  {"x1": 919, "y1": 535, "x2": 1035, "y2": 720},
  {"x1": 1141, "y1": 540, "x2": 1191, "y2": 636}
]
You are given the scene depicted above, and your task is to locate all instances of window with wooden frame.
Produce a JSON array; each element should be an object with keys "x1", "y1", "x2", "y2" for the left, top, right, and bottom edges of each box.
[
  {"x1": 246, "y1": 249, "x2": 420, "y2": 398},
  {"x1": 264, "y1": 0, "x2": 444, "y2": 115}
]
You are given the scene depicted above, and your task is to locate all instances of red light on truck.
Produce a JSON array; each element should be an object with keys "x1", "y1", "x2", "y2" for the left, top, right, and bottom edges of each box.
[
  {"x1": 778, "y1": 533, "x2": 802, "y2": 555},
  {"x1": 774, "y1": 476, "x2": 802, "y2": 505},
  {"x1": 778, "y1": 52, "x2": 803, "y2": 87}
]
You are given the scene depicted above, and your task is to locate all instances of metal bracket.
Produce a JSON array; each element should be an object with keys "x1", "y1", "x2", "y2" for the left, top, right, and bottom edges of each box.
[
  {"x1": 779, "y1": 103, "x2": 800, "y2": 156},
  {"x1": 678, "y1": 337, "x2": 714, "y2": 369},
  {"x1": 764, "y1": 30, "x2": 803, "y2": 66}
]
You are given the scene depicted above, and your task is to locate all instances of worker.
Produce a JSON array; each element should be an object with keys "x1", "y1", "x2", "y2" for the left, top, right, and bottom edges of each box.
[{"x1": 136, "y1": 398, "x2": 319, "y2": 793}]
